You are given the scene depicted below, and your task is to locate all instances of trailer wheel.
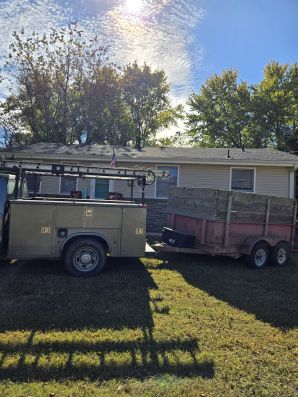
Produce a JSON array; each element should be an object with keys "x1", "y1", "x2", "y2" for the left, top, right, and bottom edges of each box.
[
  {"x1": 270, "y1": 242, "x2": 290, "y2": 267},
  {"x1": 246, "y1": 241, "x2": 269, "y2": 269},
  {"x1": 64, "y1": 238, "x2": 107, "y2": 276}
]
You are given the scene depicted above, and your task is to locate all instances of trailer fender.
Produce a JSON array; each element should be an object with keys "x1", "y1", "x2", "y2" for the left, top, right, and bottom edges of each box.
[
  {"x1": 240, "y1": 235, "x2": 282, "y2": 256},
  {"x1": 60, "y1": 233, "x2": 112, "y2": 257}
]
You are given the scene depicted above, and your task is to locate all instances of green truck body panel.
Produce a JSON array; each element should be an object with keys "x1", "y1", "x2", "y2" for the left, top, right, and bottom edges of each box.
[{"x1": 7, "y1": 199, "x2": 146, "y2": 259}]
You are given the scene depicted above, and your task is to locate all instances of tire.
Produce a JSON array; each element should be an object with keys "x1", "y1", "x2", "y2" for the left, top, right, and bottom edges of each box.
[
  {"x1": 270, "y1": 241, "x2": 290, "y2": 267},
  {"x1": 246, "y1": 241, "x2": 269, "y2": 269},
  {"x1": 64, "y1": 238, "x2": 107, "y2": 277}
]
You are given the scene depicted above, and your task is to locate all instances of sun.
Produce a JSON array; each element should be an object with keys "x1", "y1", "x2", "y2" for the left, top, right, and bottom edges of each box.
[{"x1": 125, "y1": 0, "x2": 144, "y2": 14}]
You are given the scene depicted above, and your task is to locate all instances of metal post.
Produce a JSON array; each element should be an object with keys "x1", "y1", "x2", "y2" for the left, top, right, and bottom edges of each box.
[
  {"x1": 130, "y1": 180, "x2": 134, "y2": 203},
  {"x1": 33, "y1": 174, "x2": 38, "y2": 197},
  {"x1": 15, "y1": 169, "x2": 20, "y2": 199},
  {"x1": 141, "y1": 175, "x2": 146, "y2": 205},
  {"x1": 264, "y1": 197, "x2": 271, "y2": 236},
  {"x1": 224, "y1": 193, "x2": 233, "y2": 246}
]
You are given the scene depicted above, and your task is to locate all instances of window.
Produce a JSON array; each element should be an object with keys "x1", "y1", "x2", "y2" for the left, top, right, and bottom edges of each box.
[
  {"x1": 26, "y1": 175, "x2": 41, "y2": 194},
  {"x1": 156, "y1": 166, "x2": 178, "y2": 198},
  {"x1": 60, "y1": 176, "x2": 77, "y2": 195},
  {"x1": 231, "y1": 168, "x2": 255, "y2": 192}
]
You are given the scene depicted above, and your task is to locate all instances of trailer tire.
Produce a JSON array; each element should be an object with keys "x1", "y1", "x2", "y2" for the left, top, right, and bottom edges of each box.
[
  {"x1": 64, "y1": 238, "x2": 107, "y2": 276},
  {"x1": 270, "y1": 241, "x2": 290, "y2": 267},
  {"x1": 246, "y1": 241, "x2": 269, "y2": 269}
]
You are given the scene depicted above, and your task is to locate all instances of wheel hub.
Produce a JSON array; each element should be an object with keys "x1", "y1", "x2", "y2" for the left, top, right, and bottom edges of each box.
[
  {"x1": 255, "y1": 248, "x2": 266, "y2": 267},
  {"x1": 80, "y1": 253, "x2": 92, "y2": 264},
  {"x1": 277, "y1": 248, "x2": 287, "y2": 265},
  {"x1": 74, "y1": 248, "x2": 98, "y2": 271}
]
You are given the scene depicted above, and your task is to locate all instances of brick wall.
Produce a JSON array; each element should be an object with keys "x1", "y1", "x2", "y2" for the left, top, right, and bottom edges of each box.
[{"x1": 135, "y1": 199, "x2": 168, "y2": 233}]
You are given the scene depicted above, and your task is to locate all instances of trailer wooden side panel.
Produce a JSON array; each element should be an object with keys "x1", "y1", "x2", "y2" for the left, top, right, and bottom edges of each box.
[
  {"x1": 165, "y1": 188, "x2": 296, "y2": 255},
  {"x1": 168, "y1": 187, "x2": 296, "y2": 225}
]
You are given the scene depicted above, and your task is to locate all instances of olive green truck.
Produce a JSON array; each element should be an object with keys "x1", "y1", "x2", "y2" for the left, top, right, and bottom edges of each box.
[{"x1": 0, "y1": 160, "x2": 155, "y2": 276}]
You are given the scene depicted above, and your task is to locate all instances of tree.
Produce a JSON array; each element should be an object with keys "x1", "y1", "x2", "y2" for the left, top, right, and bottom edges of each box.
[
  {"x1": 187, "y1": 62, "x2": 298, "y2": 152},
  {"x1": 187, "y1": 70, "x2": 252, "y2": 148},
  {"x1": 250, "y1": 61, "x2": 298, "y2": 152},
  {"x1": 121, "y1": 62, "x2": 177, "y2": 149},
  {"x1": 0, "y1": 25, "x2": 118, "y2": 145},
  {"x1": 1, "y1": 29, "x2": 179, "y2": 149}
]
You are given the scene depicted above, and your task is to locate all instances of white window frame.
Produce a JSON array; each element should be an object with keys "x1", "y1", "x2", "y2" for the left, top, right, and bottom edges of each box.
[
  {"x1": 230, "y1": 167, "x2": 256, "y2": 193},
  {"x1": 59, "y1": 176, "x2": 78, "y2": 195},
  {"x1": 154, "y1": 164, "x2": 180, "y2": 199}
]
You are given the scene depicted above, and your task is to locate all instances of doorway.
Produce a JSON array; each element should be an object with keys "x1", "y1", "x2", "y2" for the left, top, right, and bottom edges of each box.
[{"x1": 95, "y1": 179, "x2": 109, "y2": 199}]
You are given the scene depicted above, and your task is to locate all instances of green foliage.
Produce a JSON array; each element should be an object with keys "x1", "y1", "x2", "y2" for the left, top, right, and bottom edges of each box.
[
  {"x1": 187, "y1": 70, "x2": 251, "y2": 148},
  {"x1": 187, "y1": 62, "x2": 298, "y2": 152},
  {"x1": 0, "y1": 27, "x2": 176, "y2": 148},
  {"x1": 2, "y1": 25, "x2": 112, "y2": 145},
  {"x1": 250, "y1": 61, "x2": 298, "y2": 152},
  {"x1": 122, "y1": 62, "x2": 175, "y2": 149}
]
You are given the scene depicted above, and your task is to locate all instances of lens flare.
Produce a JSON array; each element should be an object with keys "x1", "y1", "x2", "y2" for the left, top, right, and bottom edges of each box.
[{"x1": 125, "y1": 0, "x2": 144, "y2": 14}]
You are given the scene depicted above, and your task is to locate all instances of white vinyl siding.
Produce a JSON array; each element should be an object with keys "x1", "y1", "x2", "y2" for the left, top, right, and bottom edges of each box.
[
  {"x1": 39, "y1": 163, "x2": 291, "y2": 199},
  {"x1": 179, "y1": 164, "x2": 230, "y2": 189},
  {"x1": 39, "y1": 175, "x2": 60, "y2": 195},
  {"x1": 255, "y1": 167, "x2": 290, "y2": 197}
]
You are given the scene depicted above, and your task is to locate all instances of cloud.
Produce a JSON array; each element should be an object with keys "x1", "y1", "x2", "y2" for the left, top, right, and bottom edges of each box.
[
  {"x1": 0, "y1": 0, "x2": 204, "y2": 139},
  {"x1": 95, "y1": 0, "x2": 204, "y2": 103},
  {"x1": 0, "y1": 0, "x2": 70, "y2": 97}
]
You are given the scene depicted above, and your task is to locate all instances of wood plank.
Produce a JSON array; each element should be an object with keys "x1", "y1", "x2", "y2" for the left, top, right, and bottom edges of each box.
[{"x1": 167, "y1": 187, "x2": 296, "y2": 225}]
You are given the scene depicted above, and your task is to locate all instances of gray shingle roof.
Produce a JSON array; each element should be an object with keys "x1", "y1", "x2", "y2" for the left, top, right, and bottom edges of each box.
[{"x1": 1, "y1": 143, "x2": 298, "y2": 165}]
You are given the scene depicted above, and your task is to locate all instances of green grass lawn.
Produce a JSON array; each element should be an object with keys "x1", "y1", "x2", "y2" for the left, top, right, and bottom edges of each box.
[{"x1": 0, "y1": 252, "x2": 297, "y2": 397}]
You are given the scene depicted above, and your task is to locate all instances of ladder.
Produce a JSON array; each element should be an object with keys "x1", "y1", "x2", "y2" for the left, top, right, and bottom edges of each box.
[{"x1": 0, "y1": 159, "x2": 161, "y2": 202}]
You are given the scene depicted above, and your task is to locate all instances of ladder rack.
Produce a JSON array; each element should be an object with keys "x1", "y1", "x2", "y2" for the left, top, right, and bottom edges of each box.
[{"x1": 0, "y1": 159, "x2": 160, "y2": 202}]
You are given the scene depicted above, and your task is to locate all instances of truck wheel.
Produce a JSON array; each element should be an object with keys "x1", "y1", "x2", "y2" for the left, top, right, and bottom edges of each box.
[
  {"x1": 246, "y1": 241, "x2": 269, "y2": 269},
  {"x1": 270, "y1": 242, "x2": 290, "y2": 267},
  {"x1": 64, "y1": 238, "x2": 107, "y2": 276}
]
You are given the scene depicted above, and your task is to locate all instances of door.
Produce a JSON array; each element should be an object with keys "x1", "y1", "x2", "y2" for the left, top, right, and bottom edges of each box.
[{"x1": 95, "y1": 179, "x2": 109, "y2": 199}]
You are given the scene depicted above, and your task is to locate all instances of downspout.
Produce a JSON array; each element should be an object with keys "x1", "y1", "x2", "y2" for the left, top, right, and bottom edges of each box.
[{"x1": 290, "y1": 163, "x2": 298, "y2": 199}]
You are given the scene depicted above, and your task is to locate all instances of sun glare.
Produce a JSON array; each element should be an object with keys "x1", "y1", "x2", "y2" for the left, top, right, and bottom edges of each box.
[{"x1": 125, "y1": 0, "x2": 144, "y2": 14}]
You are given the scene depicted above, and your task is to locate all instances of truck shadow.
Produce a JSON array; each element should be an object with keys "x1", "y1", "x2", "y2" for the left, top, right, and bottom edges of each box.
[
  {"x1": 159, "y1": 253, "x2": 298, "y2": 330},
  {"x1": 0, "y1": 258, "x2": 214, "y2": 381}
]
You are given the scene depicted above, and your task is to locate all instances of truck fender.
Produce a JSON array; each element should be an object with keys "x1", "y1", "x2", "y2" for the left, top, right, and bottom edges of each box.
[
  {"x1": 240, "y1": 235, "x2": 283, "y2": 256},
  {"x1": 60, "y1": 232, "x2": 112, "y2": 257}
]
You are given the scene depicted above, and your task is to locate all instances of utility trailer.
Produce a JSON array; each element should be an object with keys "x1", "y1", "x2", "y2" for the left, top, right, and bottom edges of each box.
[
  {"x1": 159, "y1": 187, "x2": 297, "y2": 268},
  {"x1": 0, "y1": 159, "x2": 158, "y2": 276}
]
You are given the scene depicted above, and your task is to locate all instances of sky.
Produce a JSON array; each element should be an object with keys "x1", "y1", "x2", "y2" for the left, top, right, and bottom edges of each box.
[{"x1": 0, "y1": 0, "x2": 297, "y2": 113}]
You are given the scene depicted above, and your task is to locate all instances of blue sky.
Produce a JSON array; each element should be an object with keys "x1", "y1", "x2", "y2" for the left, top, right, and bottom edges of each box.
[
  {"x1": 196, "y1": 0, "x2": 298, "y2": 89},
  {"x1": 0, "y1": 0, "x2": 297, "y2": 104}
]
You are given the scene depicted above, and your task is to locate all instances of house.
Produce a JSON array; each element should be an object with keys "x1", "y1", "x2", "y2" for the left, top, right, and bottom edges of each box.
[{"x1": 1, "y1": 144, "x2": 298, "y2": 232}]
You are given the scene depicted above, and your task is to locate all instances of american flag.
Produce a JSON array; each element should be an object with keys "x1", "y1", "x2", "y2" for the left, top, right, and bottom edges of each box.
[{"x1": 110, "y1": 150, "x2": 118, "y2": 168}]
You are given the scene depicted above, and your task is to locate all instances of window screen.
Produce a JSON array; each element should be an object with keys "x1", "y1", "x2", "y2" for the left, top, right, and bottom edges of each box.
[
  {"x1": 231, "y1": 169, "x2": 254, "y2": 192},
  {"x1": 60, "y1": 176, "x2": 77, "y2": 195},
  {"x1": 156, "y1": 166, "x2": 178, "y2": 198}
]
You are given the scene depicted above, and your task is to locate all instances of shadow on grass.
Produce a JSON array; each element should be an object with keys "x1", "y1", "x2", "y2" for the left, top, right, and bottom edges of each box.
[
  {"x1": 160, "y1": 252, "x2": 298, "y2": 330},
  {"x1": 0, "y1": 258, "x2": 214, "y2": 381}
]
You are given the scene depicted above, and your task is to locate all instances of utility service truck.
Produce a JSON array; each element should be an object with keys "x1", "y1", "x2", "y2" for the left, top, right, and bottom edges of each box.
[{"x1": 0, "y1": 160, "x2": 157, "y2": 276}]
